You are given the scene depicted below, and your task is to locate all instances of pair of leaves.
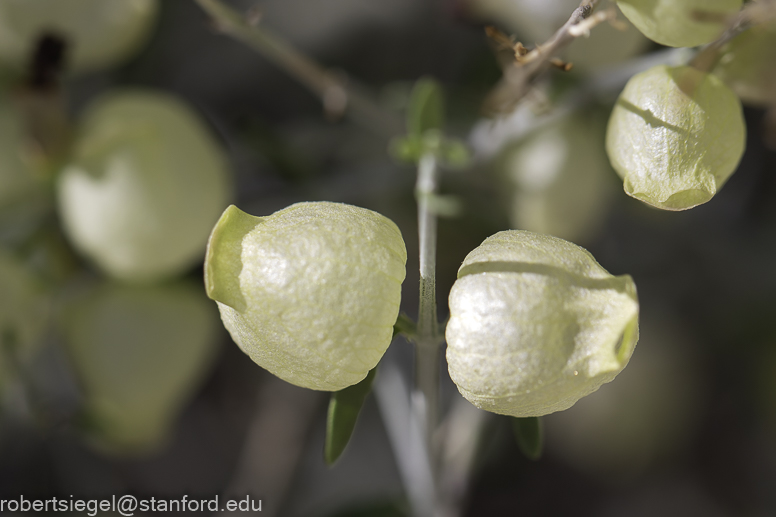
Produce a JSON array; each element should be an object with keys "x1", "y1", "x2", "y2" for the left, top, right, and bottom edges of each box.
[{"x1": 390, "y1": 78, "x2": 470, "y2": 167}]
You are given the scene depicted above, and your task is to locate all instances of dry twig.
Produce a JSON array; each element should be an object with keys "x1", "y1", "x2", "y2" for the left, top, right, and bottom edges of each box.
[
  {"x1": 483, "y1": 0, "x2": 610, "y2": 115},
  {"x1": 194, "y1": 0, "x2": 402, "y2": 137}
]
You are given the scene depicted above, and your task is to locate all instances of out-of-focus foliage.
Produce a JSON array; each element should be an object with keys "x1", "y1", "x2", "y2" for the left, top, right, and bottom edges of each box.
[
  {"x1": 0, "y1": 0, "x2": 158, "y2": 73},
  {"x1": 61, "y1": 281, "x2": 219, "y2": 454},
  {"x1": 0, "y1": 252, "x2": 49, "y2": 395},
  {"x1": 714, "y1": 22, "x2": 776, "y2": 107},
  {"x1": 547, "y1": 314, "x2": 705, "y2": 478},
  {"x1": 496, "y1": 113, "x2": 615, "y2": 243}
]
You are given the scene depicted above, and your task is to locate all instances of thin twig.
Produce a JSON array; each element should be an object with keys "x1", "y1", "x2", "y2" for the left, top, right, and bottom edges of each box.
[
  {"x1": 413, "y1": 152, "x2": 443, "y2": 515},
  {"x1": 194, "y1": 0, "x2": 402, "y2": 137},
  {"x1": 469, "y1": 47, "x2": 691, "y2": 159},
  {"x1": 484, "y1": 0, "x2": 607, "y2": 114},
  {"x1": 374, "y1": 359, "x2": 436, "y2": 517}
]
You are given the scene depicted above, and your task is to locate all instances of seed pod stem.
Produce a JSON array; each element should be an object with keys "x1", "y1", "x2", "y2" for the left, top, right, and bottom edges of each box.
[{"x1": 414, "y1": 152, "x2": 443, "y2": 459}]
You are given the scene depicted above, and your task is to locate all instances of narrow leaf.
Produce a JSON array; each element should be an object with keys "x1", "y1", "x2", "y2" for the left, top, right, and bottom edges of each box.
[
  {"x1": 511, "y1": 416, "x2": 543, "y2": 461},
  {"x1": 324, "y1": 367, "x2": 377, "y2": 465},
  {"x1": 407, "y1": 77, "x2": 444, "y2": 138},
  {"x1": 393, "y1": 313, "x2": 417, "y2": 338}
]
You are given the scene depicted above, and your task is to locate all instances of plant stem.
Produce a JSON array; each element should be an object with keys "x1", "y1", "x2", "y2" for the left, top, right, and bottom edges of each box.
[
  {"x1": 484, "y1": 0, "x2": 605, "y2": 114},
  {"x1": 414, "y1": 152, "x2": 441, "y2": 504},
  {"x1": 194, "y1": 0, "x2": 402, "y2": 138}
]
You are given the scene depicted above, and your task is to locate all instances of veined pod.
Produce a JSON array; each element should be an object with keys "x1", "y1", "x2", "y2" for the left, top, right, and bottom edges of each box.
[
  {"x1": 205, "y1": 202, "x2": 407, "y2": 391},
  {"x1": 446, "y1": 230, "x2": 639, "y2": 418},
  {"x1": 0, "y1": 0, "x2": 158, "y2": 73},
  {"x1": 57, "y1": 90, "x2": 233, "y2": 282},
  {"x1": 606, "y1": 65, "x2": 745, "y2": 211}
]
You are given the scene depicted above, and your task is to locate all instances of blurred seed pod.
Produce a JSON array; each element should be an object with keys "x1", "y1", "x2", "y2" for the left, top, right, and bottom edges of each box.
[
  {"x1": 606, "y1": 64, "x2": 746, "y2": 211},
  {"x1": 0, "y1": 253, "x2": 49, "y2": 393},
  {"x1": 446, "y1": 230, "x2": 639, "y2": 418},
  {"x1": 617, "y1": 0, "x2": 742, "y2": 48},
  {"x1": 205, "y1": 202, "x2": 407, "y2": 392},
  {"x1": 61, "y1": 281, "x2": 219, "y2": 454},
  {"x1": 57, "y1": 90, "x2": 233, "y2": 282},
  {"x1": 497, "y1": 114, "x2": 615, "y2": 243},
  {"x1": 714, "y1": 23, "x2": 776, "y2": 107},
  {"x1": 546, "y1": 313, "x2": 705, "y2": 478},
  {"x1": 0, "y1": 0, "x2": 158, "y2": 74}
]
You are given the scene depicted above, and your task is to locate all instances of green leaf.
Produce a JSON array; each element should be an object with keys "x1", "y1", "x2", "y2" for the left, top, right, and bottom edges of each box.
[
  {"x1": 389, "y1": 135, "x2": 424, "y2": 163},
  {"x1": 393, "y1": 313, "x2": 416, "y2": 338},
  {"x1": 324, "y1": 367, "x2": 377, "y2": 465},
  {"x1": 512, "y1": 416, "x2": 543, "y2": 461},
  {"x1": 439, "y1": 139, "x2": 471, "y2": 168},
  {"x1": 407, "y1": 77, "x2": 444, "y2": 138}
]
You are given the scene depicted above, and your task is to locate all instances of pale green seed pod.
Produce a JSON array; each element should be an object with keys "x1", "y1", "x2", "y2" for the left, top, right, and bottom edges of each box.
[
  {"x1": 714, "y1": 23, "x2": 776, "y2": 107},
  {"x1": 617, "y1": 0, "x2": 742, "y2": 48},
  {"x1": 606, "y1": 65, "x2": 746, "y2": 211},
  {"x1": 61, "y1": 281, "x2": 218, "y2": 454},
  {"x1": 57, "y1": 90, "x2": 232, "y2": 282},
  {"x1": 446, "y1": 230, "x2": 639, "y2": 418},
  {"x1": 0, "y1": 0, "x2": 158, "y2": 73},
  {"x1": 205, "y1": 202, "x2": 407, "y2": 392},
  {"x1": 498, "y1": 114, "x2": 614, "y2": 243}
]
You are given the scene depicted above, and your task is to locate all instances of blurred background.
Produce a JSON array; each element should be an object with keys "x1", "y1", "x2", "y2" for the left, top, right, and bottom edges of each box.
[{"x1": 1, "y1": 0, "x2": 775, "y2": 516}]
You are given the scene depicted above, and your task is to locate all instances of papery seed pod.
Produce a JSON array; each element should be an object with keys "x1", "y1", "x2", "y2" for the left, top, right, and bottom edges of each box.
[
  {"x1": 446, "y1": 230, "x2": 639, "y2": 418},
  {"x1": 498, "y1": 114, "x2": 615, "y2": 243},
  {"x1": 714, "y1": 23, "x2": 776, "y2": 107},
  {"x1": 61, "y1": 281, "x2": 218, "y2": 454},
  {"x1": 617, "y1": 0, "x2": 742, "y2": 48},
  {"x1": 205, "y1": 202, "x2": 407, "y2": 391},
  {"x1": 0, "y1": 0, "x2": 158, "y2": 73},
  {"x1": 606, "y1": 65, "x2": 745, "y2": 211},
  {"x1": 57, "y1": 90, "x2": 232, "y2": 282}
]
